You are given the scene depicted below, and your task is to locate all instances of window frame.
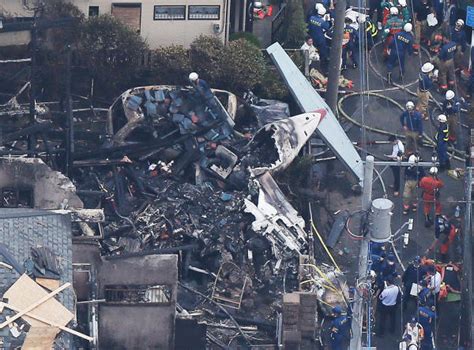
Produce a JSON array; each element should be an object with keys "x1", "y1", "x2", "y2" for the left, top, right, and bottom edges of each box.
[
  {"x1": 88, "y1": 6, "x2": 99, "y2": 17},
  {"x1": 153, "y1": 5, "x2": 186, "y2": 21},
  {"x1": 104, "y1": 284, "x2": 173, "y2": 305},
  {"x1": 188, "y1": 5, "x2": 221, "y2": 20}
]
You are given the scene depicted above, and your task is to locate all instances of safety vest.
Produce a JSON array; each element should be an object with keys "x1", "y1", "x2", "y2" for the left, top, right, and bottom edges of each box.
[{"x1": 366, "y1": 21, "x2": 378, "y2": 38}]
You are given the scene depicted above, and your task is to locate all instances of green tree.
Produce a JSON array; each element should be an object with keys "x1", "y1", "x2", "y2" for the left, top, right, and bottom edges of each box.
[
  {"x1": 282, "y1": 0, "x2": 307, "y2": 48},
  {"x1": 149, "y1": 45, "x2": 191, "y2": 85},
  {"x1": 77, "y1": 15, "x2": 148, "y2": 97},
  {"x1": 220, "y1": 39, "x2": 266, "y2": 93},
  {"x1": 41, "y1": 0, "x2": 84, "y2": 50},
  {"x1": 189, "y1": 35, "x2": 224, "y2": 85}
]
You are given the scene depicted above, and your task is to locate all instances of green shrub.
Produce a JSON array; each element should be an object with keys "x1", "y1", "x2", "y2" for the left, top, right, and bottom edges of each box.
[
  {"x1": 229, "y1": 32, "x2": 261, "y2": 47},
  {"x1": 150, "y1": 45, "x2": 191, "y2": 85},
  {"x1": 220, "y1": 39, "x2": 266, "y2": 93},
  {"x1": 189, "y1": 35, "x2": 224, "y2": 86}
]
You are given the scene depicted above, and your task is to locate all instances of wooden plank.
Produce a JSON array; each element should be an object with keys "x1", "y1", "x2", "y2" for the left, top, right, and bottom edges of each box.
[
  {"x1": 4, "y1": 275, "x2": 73, "y2": 328},
  {"x1": 0, "y1": 302, "x2": 93, "y2": 342},
  {"x1": 35, "y1": 278, "x2": 61, "y2": 292},
  {"x1": 0, "y1": 275, "x2": 72, "y2": 329}
]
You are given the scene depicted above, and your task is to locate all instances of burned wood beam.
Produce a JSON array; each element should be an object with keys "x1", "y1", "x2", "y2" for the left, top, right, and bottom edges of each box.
[
  {"x1": 105, "y1": 244, "x2": 199, "y2": 260},
  {"x1": 0, "y1": 121, "x2": 52, "y2": 145},
  {"x1": 0, "y1": 149, "x2": 65, "y2": 156},
  {"x1": 73, "y1": 159, "x2": 133, "y2": 167},
  {"x1": 49, "y1": 209, "x2": 105, "y2": 223},
  {"x1": 76, "y1": 190, "x2": 105, "y2": 197}
]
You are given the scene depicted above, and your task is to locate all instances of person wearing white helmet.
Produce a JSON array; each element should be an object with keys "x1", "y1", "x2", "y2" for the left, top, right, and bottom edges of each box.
[
  {"x1": 442, "y1": 90, "x2": 462, "y2": 144},
  {"x1": 382, "y1": 6, "x2": 403, "y2": 44},
  {"x1": 189, "y1": 72, "x2": 218, "y2": 111},
  {"x1": 403, "y1": 153, "x2": 425, "y2": 214},
  {"x1": 385, "y1": 135, "x2": 405, "y2": 196},
  {"x1": 397, "y1": 0, "x2": 411, "y2": 23},
  {"x1": 416, "y1": 62, "x2": 434, "y2": 120},
  {"x1": 435, "y1": 114, "x2": 450, "y2": 170},
  {"x1": 420, "y1": 165, "x2": 444, "y2": 227},
  {"x1": 308, "y1": 4, "x2": 331, "y2": 66},
  {"x1": 451, "y1": 18, "x2": 467, "y2": 71},
  {"x1": 385, "y1": 21, "x2": 414, "y2": 84},
  {"x1": 400, "y1": 101, "x2": 423, "y2": 153}
]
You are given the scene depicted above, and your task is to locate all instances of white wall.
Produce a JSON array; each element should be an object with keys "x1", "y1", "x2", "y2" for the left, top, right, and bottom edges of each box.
[{"x1": 75, "y1": 0, "x2": 229, "y2": 49}]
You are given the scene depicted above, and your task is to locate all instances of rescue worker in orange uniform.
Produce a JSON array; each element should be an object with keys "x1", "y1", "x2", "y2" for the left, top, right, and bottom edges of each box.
[{"x1": 419, "y1": 167, "x2": 444, "y2": 227}]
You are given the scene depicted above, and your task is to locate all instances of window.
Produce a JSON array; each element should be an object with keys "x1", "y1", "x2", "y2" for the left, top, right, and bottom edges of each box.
[
  {"x1": 0, "y1": 187, "x2": 33, "y2": 208},
  {"x1": 89, "y1": 6, "x2": 99, "y2": 17},
  {"x1": 112, "y1": 4, "x2": 142, "y2": 32},
  {"x1": 154, "y1": 5, "x2": 186, "y2": 20},
  {"x1": 105, "y1": 284, "x2": 172, "y2": 305},
  {"x1": 188, "y1": 5, "x2": 220, "y2": 20}
]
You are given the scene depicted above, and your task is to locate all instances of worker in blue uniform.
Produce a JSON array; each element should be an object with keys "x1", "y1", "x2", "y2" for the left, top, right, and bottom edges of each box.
[
  {"x1": 329, "y1": 306, "x2": 350, "y2": 350},
  {"x1": 435, "y1": 114, "x2": 450, "y2": 170},
  {"x1": 386, "y1": 23, "x2": 414, "y2": 84},
  {"x1": 376, "y1": 253, "x2": 398, "y2": 290},
  {"x1": 342, "y1": 17, "x2": 358, "y2": 70},
  {"x1": 437, "y1": 37, "x2": 457, "y2": 90},
  {"x1": 402, "y1": 256, "x2": 426, "y2": 309},
  {"x1": 400, "y1": 101, "x2": 423, "y2": 153},
  {"x1": 417, "y1": 62, "x2": 434, "y2": 120},
  {"x1": 308, "y1": 6, "x2": 331, "y2": 65},
  {"x1": 442, "y1": 90, "x2": 462, "y2": 144},
  {"x1": 451, "y1": 19, "x2": 467, "y2": 71},
  {"x1": 417, "y1": 305, "x2": 436, "y2": 350}
]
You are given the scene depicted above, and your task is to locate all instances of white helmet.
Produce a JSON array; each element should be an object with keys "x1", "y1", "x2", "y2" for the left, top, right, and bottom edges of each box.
[
  {"x1": 456, "y1": 19, "x2": 464, "y2": 27},
  {"x1": 406, "y1": 101, "x2": 415, "y2": 110},
  {"x1": 429, "y1": 167, "x2": 438, "y2": 175},
  {"x1": 404, "y1": 23, "x2": 413, "y2": 32},
  {"x1": 254, "y1": 1, "x2": 263, "y2": 8},
  {"x1": 399, "y1": 0, "x2": 407, "y2": 6},
  {"x1": 189, "y1": 72, "x2": 199, "y2": 81},
  {"x1": 437, "y1": 114, "x2": 447, "y2": 123},
  {"x1": 390, "y1": 7, "x2": 399, "y2": 15},
  {"x1": 421, "y1": 62, "x2": 434, "y2": 73},
  {"x1": 445, "y1": 90, "x2": 455, "y2": 100},
  {"x1": 315, "y1": 3, "x2": 325, "y2": 11},
  {"x1": 317, "y1": 6, "x2": 327, "y2": 15},
  {"x1": 408, "y1": 154, "x2": 419, "y2": 164}
]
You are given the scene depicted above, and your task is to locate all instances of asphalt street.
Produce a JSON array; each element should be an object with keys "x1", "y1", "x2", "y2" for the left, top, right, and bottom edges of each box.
[{"x1": 321, "y1": 41, "x2": 467, "y2": 349}]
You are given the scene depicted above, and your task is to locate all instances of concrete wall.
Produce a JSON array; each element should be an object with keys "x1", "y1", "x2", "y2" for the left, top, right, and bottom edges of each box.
[
  {"x1": 0, "y1": 158, "x2": 83, "y2": 209},
  {"x1": 98, "y1": 255, "x2": 178, "y2": 350},
  {"x1": 73, "y1": 0, "x2": 229, "y2": 49}
]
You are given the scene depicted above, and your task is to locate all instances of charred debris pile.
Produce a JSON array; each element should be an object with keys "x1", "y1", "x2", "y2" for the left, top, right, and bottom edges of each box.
[{"x1": 0, "y1": 84, "x2": 346, "y2": 346}]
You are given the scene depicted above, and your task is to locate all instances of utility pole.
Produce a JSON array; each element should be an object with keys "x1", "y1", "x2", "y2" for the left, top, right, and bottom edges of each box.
[
  {"x1": 325, "y1": 0, "x2": 346, "y2": 115},
  {"x1": 350, "y1": 155, "x2": 374, "y2": 350},
  {"x1": 65, "y1": 46, "x2": 74, "y2": 177},
  {"x1": 28, "y1": 12, "x2": 38, "y2": 155}
]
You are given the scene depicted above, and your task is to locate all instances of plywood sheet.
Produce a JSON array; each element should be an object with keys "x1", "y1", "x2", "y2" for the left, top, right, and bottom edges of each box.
[
  {"x1": 21, "y1": 326, "x2": 59, "y2": 350},
  {"x1": 3, "y1": 274, "x2": 73, "y2": 328}
]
